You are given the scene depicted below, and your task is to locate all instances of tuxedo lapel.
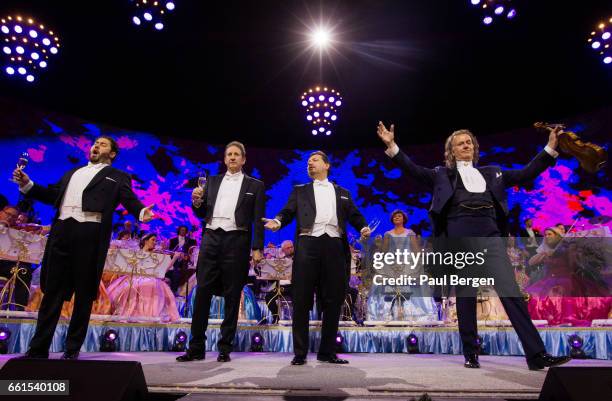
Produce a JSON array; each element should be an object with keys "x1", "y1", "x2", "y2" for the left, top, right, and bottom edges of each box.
[
  {"x1": 447, "y1": 168, "x2": 458, "y2": 190},
  {"x1": 235, "y1": 175, "x2": 250, "y2": 209},
  {"x1": 305, "y1": 182, "x2": 316, "y2": 214},
  {"x1": 333, "y1": 182, "x2": 342, "y2": 221},
  {"x1": 83, "y1": 165, "x2": 111, "y2": 192},
  {"x1": 208, "y1": 175, "x2": 222, "y2": 207}
]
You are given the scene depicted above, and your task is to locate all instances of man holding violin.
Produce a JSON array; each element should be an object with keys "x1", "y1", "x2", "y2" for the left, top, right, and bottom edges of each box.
[{"x1": 377, "y1": 122, "x2": 572, "y2": 371}]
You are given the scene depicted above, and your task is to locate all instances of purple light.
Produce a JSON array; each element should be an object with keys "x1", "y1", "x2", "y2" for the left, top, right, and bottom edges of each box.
[
  {"x1": 0, "y1": 329, "x2": 9, "y2": 341},
  {"x1": 326, "y1": 130, "x2": 332, "y2": 136},
  {"x1": 105, "y1": 331, "x2": 117, "y2": 341},
  {"x1": 592, "y1": 41, "x2": 601, "y2": 49},
  {"x1": 335, "y1": 335, "x2": 343, "y2": 344},
  {"x1": 176, "y1": 331, "x2": 187, "y2": 343},
  {"x1": 507, "y1": 9, "x2": 517, "y2": 19},
  {"x1": 335, "y1": 100, "x2": 342, "y2": 106},
  {"x1": 604, "y1": 56, "x2": 612, "y2": 64},
  {"x1": 166, "y1": 2, "x2": 176, "y2": 11},
  {"x1": 14, "y1": 25, "x2": 22, "y2": 34},
  {"x1": 408, "y1": 336, "x2": 418, "y2": 345},
  {"x1": 328, "y1": 96, "x2": 335, "y2": 102},
  {"x1": 50, "y1": 47, "x2": 58, "y2": 54},
  {"x1": 470, "y1": 0, "x2": 481, "y2": 5},
  {"x1": 1, "y1": 25, "x2": 9, "y2": 34},
  {"x1": 603, "y1": 32, "x2": 611, "y2": 40},
  {"x1": 483, "y1": 16, "x2": 493, "y2": 25},
  {"x1": 331, "y1": 115, "x2": 337, "y2": 121},
  {"x1": 5, "y1": 66, "x2": 14, "y2": 75},
  {"x1": 26, "y1": 74, "x2": 34, "y2": 82},
  {"x1": 17, "y1": 67, "x2": 26, "y2": 75},
  {"x1": 323, "y1": 111, "x2": 330, "y2": 117},
  {"x1": 16, "y1": 46, "x2": 24, "y2": 54},
  {"x1": 133, "y1": 16, "x2": 142, "y2": 25},
  {"x1": 155, "y1": 22, "x2": 164, "y2": 30},
  {"x1": 2, "y1": 46, "x2": 10, "y2": 55},
  {"x1": 42, "y1": 38, "x2": 51, "y2": 46},
  {"x1": 31, "y1": 52, "x2": 39, "y2": 60},
  {"x1": 253, "y1": 335, "x2": 262, "y2": 344},
  {"x1": 144, "y1": 12, "x2": 153, "y2": 21},
  {"x1": 39, "y1": 61, "x2": 47, "y2": 68},
  {"x1": 308, "y1": 96, "x2": 315, "y2": 102},
  {"x1": 301, "y1": 100, "x2": 308, "y2": 106},
  {"x1": 311, "y1": 129, "x2": 318, "y2": 135},
  {"x1": 494, "y1": 6, "x2": 504, "y2": 15},
  {"x1": 29, "y1": 30, "x2": 38, "y2": 38},
  {"x1": 318, "y1": 127, "x2": 325, "y2": 133},
  {"x1": 318, "y1": 95, "x2": 325, "y2": 101},
  {"x1": 306, "y1": 115, "x2": 313, "y2": 121},
  {"x1": 313, "y1": 111, "x2": 320, "y2": 117}
]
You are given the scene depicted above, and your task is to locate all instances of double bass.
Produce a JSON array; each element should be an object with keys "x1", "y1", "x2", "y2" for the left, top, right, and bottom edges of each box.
[{"x1": 534, "y1": 122, "x2": 607, "y2": 174}]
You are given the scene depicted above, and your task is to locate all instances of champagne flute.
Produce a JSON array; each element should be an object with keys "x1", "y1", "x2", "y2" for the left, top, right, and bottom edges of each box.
[
  {"x1": 10, "y1": 152, "x2": 29, "y2": 183},
  {"x1": 367, "y1": 218, "x2": 381, "y2": 234},
  {"x1": 193, "y1": 170, "x2": 207, "y2": 208}
]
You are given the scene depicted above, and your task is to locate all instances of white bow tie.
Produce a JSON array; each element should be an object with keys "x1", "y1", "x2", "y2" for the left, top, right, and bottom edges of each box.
[
  {"x1": 314, "y1": 180, "x2": 329, "y2": 187},
  {"x1": 224, "y1": 174, "x2": 241, "y2": 182}
]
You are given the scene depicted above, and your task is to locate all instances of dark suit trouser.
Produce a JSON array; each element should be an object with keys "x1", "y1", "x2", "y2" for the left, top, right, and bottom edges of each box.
[
  {"x1": 29, "y1": 218, "x2": 100, "y2": 353},
  {"x1": 292, "y1": 235, "x2": 346, "y2": 358},
  {"x1": 448, "y1": 217, "x2": 546, "y2": 359},
  {"x1": 189, "y1": 229, "x2": 250, "y2": 354}
]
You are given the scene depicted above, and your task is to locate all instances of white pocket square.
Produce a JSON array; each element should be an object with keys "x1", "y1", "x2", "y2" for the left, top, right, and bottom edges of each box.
[
  {"x1": 246, "y1": 192, "x2": 254, "y2": 195},
  {"x1": 105, "y1": 177, "x2": 117, "y2": 182},
  {"x1": 340, "y1": 196, "x2": 349, "y2": 200},
  {"x1": 496, "y1": 172, "x2": 502, "y2": 178}
]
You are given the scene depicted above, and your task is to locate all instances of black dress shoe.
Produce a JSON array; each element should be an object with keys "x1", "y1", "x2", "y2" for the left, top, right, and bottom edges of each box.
[
  {"x1": 464, "y1": 354, "x2": 480, "y2": 369},
  {"x1": 61, "y1": 350, "x2": 79, "y2": 360},
  {"x1": 217, "y1": 352, "x2": 231, "y2": 362},
  {"x1": 176, "y1": 351, "x2": 205, "y2": 362},
  {"x1": 317, "y1": 355, "x2": 349, "y2": 364},
  {"x1": 291, "y1": 356, "x2": 306, "y2": 365},
  {"x1": 15, "y1": 349, "x2": 49, "y2": 359},
  {"x1": 527, "y1": 352, "x2": 571, "y2": 371}
]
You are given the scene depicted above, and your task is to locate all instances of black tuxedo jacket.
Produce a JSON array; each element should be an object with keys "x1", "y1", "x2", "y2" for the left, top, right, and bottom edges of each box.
[
  {"x1": 168, "y1": 236, "x2": 197, "y2": 253},
  {"x1": 391, "y1": 149, "x2": 556, "y2": 236},
  {"x1": 274, "y1": 182, "x2": 367, "y2": 267},
  {"x1": 192, "y1": 173, "x2": 265, "y2": 250},
  {"x1": 25, "y1": 164, "x2": 145, "y2": 300}
]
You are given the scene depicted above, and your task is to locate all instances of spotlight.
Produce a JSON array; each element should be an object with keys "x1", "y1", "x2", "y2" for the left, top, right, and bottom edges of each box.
[
  {"x1": 250, "y1": 332, "x2": 264, "y2": 352},
  {"x1": 0, "y1": 14, "x2": 61, "y2": 82},
  {"x1": 100, "y1": 329, "x2": 118, "y2": 352},
  {"x1": 568, "y1": 334, "x2": 586, "y2": 359},
  {"x1": 0, "y1": 327, "x2": 11, "y2": 354},
  {"x1": 310, "y1": 27, "x2": 332, "y2": 49},
  {"x1": 172, "y1": 330, "x2": 188, "y2": 352},
  {"x1": 300, "y1": 86, "x2": 343, "y2": 137},
  {"x1": 335, "y1": 332, "x2": 344, "y2": 353},
  {"x1": 468, "y1": 0, "x2": 518, "y2": 25},
  {"x1": 130, "y1": 0, "x2": 176, "y2": 31},
  {"x1": 407, "y1": 334, "x2": 419, "y2": 354},
  {"x1": 588, "y1": 16, "x2": 612, "y2": 66},
  {"x1": 483, "y1": 16, "x2": 493, "y2": 25}
]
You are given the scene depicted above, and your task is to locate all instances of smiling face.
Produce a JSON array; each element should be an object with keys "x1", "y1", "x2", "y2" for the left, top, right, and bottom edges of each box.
[
  {"x1": 89, "y1": 137, "x2": 116, "y2": 164},
  {"x1": 224, "y1": 145, "x2": 246, "y2": 174},
  {"x1": 451, "y1": 133, "x2": 475, "y2": 162}
]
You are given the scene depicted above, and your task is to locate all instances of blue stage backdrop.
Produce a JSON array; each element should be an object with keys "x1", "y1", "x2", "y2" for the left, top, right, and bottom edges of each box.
[{"x1": 0, "y1": 99, "x2": 610, "y2": 243}]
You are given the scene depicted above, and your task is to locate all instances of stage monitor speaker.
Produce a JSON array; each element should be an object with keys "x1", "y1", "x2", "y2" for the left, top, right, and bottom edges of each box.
[
  {"x1": 539, "y1": 366, "x2": 612, "y2": 401},
  {"x1": 0, "y1": 358, "x2": 148, "y2": 401}
]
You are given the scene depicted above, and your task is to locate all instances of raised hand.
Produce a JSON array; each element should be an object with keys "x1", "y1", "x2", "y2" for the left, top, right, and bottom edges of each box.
[
  {"x1": 377, "y1": 121, "x2": 396, "y2": 148},
  {"x1": 262, "y1": 217, "x2": 281, "y2": 232},
  {"x1": 192, "y1": 187, "x2": 204, "y2": 207},
  {"x1": 142, "y1": 204, "x2": 156, "y2": 223},
  {"x1": 12, "y1": 168, "x2": 30, "y2": 187},
  {"x1": 546, "y1": 126, "x2": 562, "y2": 150}
]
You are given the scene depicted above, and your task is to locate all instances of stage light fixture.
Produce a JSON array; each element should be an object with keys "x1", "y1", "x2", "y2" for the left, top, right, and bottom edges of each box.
[
  {"x1": 100, "y1": 329, "x2": 118, "y2": 352},
  {"x1": 130, "y1": 0, "x2": 176, "y2": 31},
  {"x1": 310, "y1": 26, "x2": 331, "y2": 49},
  {"x1": 587, "y1": 17, "x2": 612, "y2": 66},
  {"x1": 0, "y1": 327, "x2": 10, "y2": 354},
  {"x1": 300, "y1": 86, "x2": 343, "y2": 137},
  {"x1": 568, "y1": 334, "x2": 586, "y2": 359},
  {"x1": 250, "y1": 332, "x2": 264, "y2": 352},
  {"x1": 469, "y1": 0, "x2": 517, "y2": 25},
  {"x1": 407, "y1": 334, "x2": 420, "y2": 354},
  {"x1": 334, "y1": 332, "x2": 344, "y2": 353},
  {"x1": 172, "y1": 330, "x2": 187, "y2": 352},
  {"x1": 0, "y1": 14, "x2": 60, "y2": 83}
]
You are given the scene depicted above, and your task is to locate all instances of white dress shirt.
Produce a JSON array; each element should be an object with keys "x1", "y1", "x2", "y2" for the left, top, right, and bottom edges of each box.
[
  {"x1": 304, "y1": 178, "x2": 340, "y2": 238},
  {"x1": 207, "y1": 171, "x2": 246, "y2": 231},
  {"x1": 20, "y1": 162, "x2": 147, "y2": 223},
  {"x1": 385, "y1": 143, "x2": 559, "y2": 194}
]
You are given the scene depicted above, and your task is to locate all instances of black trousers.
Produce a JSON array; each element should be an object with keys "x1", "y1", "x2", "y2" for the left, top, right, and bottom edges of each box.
[
  {"x1": 447, "y1": 216, "x2": 546, "y2": 358},
  {"x1": 292, "y1": 235, "x2": 346, "y2": 358},
  {"x1": 29, "y1": 218, "x2": 101, "y2": 353},
  {"x1": 189, "y1": 229, "x2": 250, "y2": 354}
]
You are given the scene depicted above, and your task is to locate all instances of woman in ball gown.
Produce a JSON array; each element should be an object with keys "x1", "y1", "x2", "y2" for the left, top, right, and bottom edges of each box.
[
  {"x1": 526, "y1": 227, "x2": 611, "y2": 326},
  {"x1": 106, "y1": 233, "x2": 181, "y2": 322},
  {"x1": 366, "y1": 210, "x2": 438, "y2": 322}
]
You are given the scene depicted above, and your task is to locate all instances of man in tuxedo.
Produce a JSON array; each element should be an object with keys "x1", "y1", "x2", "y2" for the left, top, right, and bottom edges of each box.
[
  {"x1": 177, "y1": 141, "x2": 265, "y2": 363},
  {"x1": 166, "y1": 225, "x2": 197, "y2": 293},
  {"x1": 12, "y1": 136, "x2": 154, "y2": 359},
  {"x1": 519, "y1": 217, "x2": 541, "y2": 257},
  {"x1": 377, "y1": 122, "x2": 571, "y2": 370},
  {"x1": 263, "y1": 151, "x2": 371, "y2": 365}
]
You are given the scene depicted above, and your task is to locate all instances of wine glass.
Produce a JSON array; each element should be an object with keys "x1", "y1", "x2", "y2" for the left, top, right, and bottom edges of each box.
[
  {"x1": 10, "y1": 152, "x2": 29, "y2": 183},
  {"x1": 367, "y1": 218, "x2": 381, "y2": 234},
  {"x1": 197, "y1": 170, "x2": 207, "y2": 189}
]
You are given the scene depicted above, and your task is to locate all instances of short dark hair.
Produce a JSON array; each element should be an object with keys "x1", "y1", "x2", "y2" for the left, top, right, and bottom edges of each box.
[
  {"x1": 308, "y1": 150, "x2": 331, "y2": 173},
  {"x1": 177, "y1": 225, "x2": 189, "y2": 235},
  {"x1": 96, "y1": 136, "x2": 119, "y2": 161},
  {"x1": 225, "y1": 141, "x2": 246, "y2": 157},
  {"x1": 390, "y1": 209, "x2": 409, "y2": 226}
]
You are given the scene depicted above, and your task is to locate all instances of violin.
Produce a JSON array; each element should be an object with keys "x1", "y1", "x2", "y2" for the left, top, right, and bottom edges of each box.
[{"x1": 534, "y1": 122, "x2": 608, "y2": 174}]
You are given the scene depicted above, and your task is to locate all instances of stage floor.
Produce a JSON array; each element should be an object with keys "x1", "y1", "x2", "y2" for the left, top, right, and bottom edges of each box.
[{"x1": 2, "y1": 352, "x2": 611, "y2": 400}]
